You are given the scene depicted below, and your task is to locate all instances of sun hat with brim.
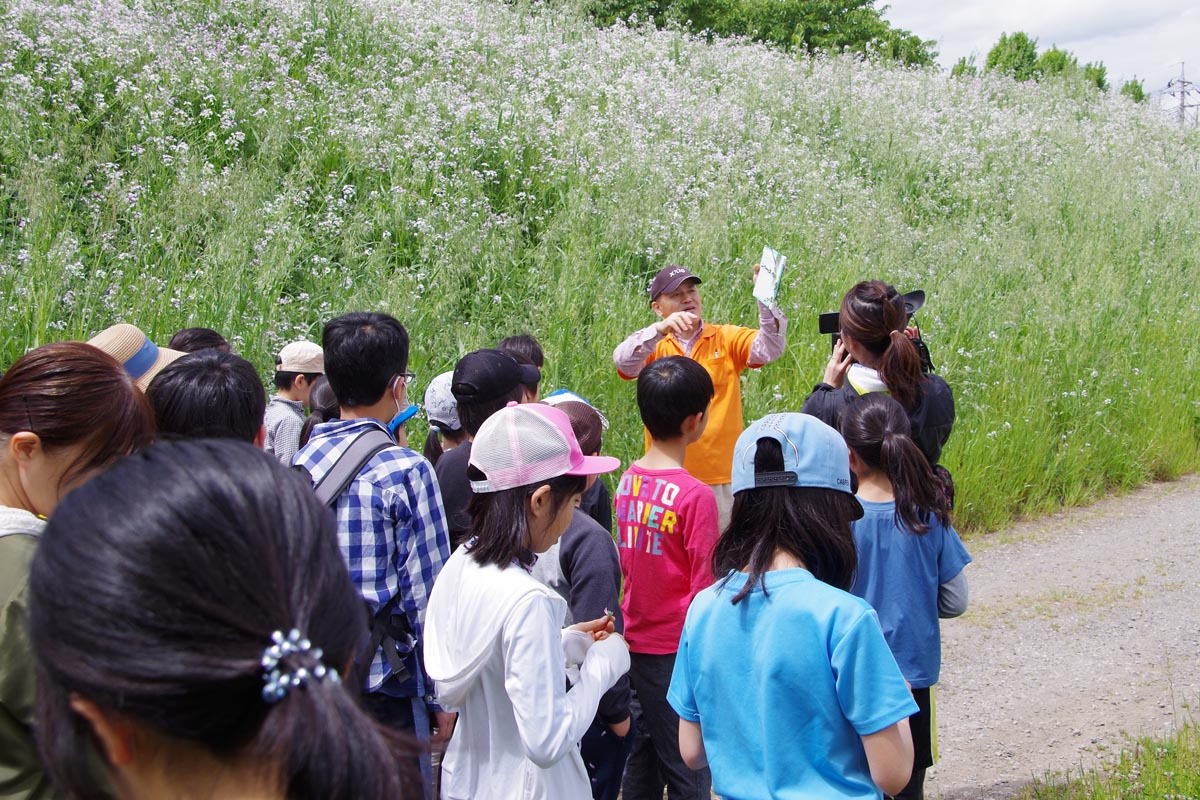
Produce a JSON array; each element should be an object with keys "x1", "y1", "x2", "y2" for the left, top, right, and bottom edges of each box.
[
  {"x1": 87, "y1": 323, "x2": 186, "y2": 391},
  {"x1": 731, "y1": 413, "x2": 863, "y2": 519},
  {"x1": 469, "y1": 403, "x2": 620, "y2": 494}
]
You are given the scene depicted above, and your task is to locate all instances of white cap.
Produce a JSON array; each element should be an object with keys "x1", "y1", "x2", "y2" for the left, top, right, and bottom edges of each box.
[
  {"x1": 277, "y1": 341, "x2": 324, "y2": 374},
  {"x1": 424, "y1": 371, "x2": 461, "y2": 432}
]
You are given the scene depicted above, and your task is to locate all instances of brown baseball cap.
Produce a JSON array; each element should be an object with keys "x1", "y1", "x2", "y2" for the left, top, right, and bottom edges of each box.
[{"x1": 648, "y1": 266, "x2": 701, "y2": 301}]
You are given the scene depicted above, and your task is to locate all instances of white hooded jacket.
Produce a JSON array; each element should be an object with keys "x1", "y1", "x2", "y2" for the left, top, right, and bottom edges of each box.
[{"x1": 426, "y1": 546, "x2": 630, "y2": 800}]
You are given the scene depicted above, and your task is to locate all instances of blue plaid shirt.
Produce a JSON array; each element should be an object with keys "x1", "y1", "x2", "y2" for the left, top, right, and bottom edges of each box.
[{"x1": 294, "y1": 418, "x2": 451, "y2": 700}]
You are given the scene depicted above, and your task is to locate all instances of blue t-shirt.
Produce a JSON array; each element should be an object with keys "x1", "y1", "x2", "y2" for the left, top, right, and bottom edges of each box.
[
  {"x1": 667, "y1": 568, "x2": 918, "y2": 800},
  {"x1": 849, "y1": 498, "x2": 972, "y2": 689}
]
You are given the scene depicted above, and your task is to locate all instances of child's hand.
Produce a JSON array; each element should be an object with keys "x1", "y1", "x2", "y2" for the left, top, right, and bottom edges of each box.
[{"x1": 569, "y1": 612, "x2": 616, "y2": 641}]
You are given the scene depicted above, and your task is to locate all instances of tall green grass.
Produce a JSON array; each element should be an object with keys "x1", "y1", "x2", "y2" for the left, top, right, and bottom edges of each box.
[
  {"x1": 1016, "y1": 723, "x2": 1200, "y2": 799},
  {"x1": 1, "y1": 0, "x2": 1198, "y2": 530}
]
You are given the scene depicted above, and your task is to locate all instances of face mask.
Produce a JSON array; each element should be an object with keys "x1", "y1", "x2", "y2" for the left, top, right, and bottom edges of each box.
[{"x1": 388, "y1": 404, "x2": 420, "y2": 439}]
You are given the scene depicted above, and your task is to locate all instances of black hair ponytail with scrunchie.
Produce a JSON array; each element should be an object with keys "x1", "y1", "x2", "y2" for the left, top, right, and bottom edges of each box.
[{"x1": 28, "y1": 439, "x2": 419, "y2": 800}]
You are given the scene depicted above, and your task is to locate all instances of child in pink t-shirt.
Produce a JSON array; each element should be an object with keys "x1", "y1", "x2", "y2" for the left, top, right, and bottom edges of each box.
[{"x1": 615, "y1": 355, "x2": 718, "y2": 800}]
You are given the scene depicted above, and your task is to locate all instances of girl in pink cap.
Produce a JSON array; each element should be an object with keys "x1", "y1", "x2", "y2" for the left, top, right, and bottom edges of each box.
[{"x1": 425, "y1": 403, "x2": 629, "y2": 800}]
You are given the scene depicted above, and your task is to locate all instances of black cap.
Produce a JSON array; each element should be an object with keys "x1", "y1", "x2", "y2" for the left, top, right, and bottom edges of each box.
[
  {"x1": 648, "y1": 266, "x2": 702, "y2": 301},
  {"x1": 451, "y1": 349, "x2": 541, "y2": 404}
]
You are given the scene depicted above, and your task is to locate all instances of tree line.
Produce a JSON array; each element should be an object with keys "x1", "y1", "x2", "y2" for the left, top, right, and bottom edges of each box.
[
  {"x1": 571, "y1": 0, "x2": 937, "y2": 66},
  {"x1": 951, "y1": 32, "x2": 1146, "y2": 102},
  {"x1": 560, "y1": 0, "x2": 1149, "y2": 102}
]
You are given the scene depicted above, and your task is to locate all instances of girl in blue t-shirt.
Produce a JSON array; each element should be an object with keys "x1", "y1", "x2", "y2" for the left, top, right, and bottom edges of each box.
[
  {"x1": 667, "y1": 413, "x2": 918, "y2": 800},
  {"x1": 841, "y1": 394, "x2": 972, "y2": 800}
]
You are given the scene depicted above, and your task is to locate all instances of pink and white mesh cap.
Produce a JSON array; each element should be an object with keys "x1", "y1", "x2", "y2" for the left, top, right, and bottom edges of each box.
[{"x1": 469, "y1": 403, "x2": 621, "y2": 493}]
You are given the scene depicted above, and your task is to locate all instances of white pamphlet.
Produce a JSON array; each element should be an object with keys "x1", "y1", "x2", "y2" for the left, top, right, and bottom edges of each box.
[{"x1": 754, "y1": 246, "x2": 787, "y2": 306}]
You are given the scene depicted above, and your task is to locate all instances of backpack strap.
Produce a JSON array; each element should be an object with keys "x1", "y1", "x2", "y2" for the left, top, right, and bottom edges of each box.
[
  {"x1": 299, "y1": 428, "x2": 419, "y2": 687},
  {"x1": 367, "y1": 592, "x2": 416, "y2": 684},
  {"x1": 308, "y1": 429, "x2": 396, "y2": 507}
]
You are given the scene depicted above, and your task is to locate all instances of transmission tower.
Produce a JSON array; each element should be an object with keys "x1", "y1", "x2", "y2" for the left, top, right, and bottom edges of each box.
[{"x1": 1163, "y1": 63, "x2": 1200, "y2": 125}]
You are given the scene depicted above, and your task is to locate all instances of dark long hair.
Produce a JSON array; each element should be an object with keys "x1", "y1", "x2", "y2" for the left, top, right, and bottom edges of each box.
[
  {"x1": 841, "y1": 394, "x2": 951, "y2": 535},
  {"x1": 422, "y1": 426, "x2": 467, "y2": 466},
  {"x1": 839, "y1": 281, "x2": 925, "y2": 411},
  {"x1": 713, "y1": 438, "x2": 861, "y2": 603},
  {"x1": 28, "y1": 440, "x2": 417, "y2": 800},
  {"x1": 466, "y1": 467, "x2": 585, "y2": 568},
  {"x1": 299, "y1": 375, "x2": 340, "y2": 448},
  {"x1": 0, "y1": 342, "x2": 154, "y2": 489}
]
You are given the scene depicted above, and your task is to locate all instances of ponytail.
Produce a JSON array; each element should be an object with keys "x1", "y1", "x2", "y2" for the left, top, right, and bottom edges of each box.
[
  {"x1": 267, "y1": 675, "x2": 420, "y2": 800},
  {"x1": 423, "y1": 428, "x2": 445, "y2": 464},
  {"x1": 841, "y1": 394, "x2": 950, "y2": 535},
  {"x1": 839, "y1": 281, "x2": 925, "y2": 410},
  {"x1": 878, "y1": 331, "x2": 924, "y2": 411},
  {"x1": 878, "y1": 429, "x2": 949, "y2": 534},
  {"x1": 300, "y1": 376, "x2": 340, "y2": 448}
]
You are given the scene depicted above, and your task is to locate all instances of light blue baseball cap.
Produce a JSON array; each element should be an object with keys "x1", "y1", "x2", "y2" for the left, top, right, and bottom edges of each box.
[{"x1": 731, "y1": 413, "x2": 862, "y2": 516}]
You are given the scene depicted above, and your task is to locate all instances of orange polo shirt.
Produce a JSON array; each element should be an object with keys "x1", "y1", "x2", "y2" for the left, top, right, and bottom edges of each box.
[{"x1": 619, "y1": 324, "x2": 759, "y2": 485}]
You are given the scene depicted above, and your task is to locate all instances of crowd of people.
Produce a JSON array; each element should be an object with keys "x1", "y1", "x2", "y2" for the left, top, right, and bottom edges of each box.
[{"x1": 0, "y1": 266, "x2": 970, "y2": 800}]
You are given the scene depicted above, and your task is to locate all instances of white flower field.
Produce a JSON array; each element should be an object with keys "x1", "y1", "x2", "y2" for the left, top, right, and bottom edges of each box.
[{"x1": 2, "y1": 0, "x2": 1198, "y2": 529}]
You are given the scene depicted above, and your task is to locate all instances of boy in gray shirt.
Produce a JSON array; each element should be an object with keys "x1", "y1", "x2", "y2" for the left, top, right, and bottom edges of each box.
[{"x1": 264, "y1": 340, "x2": 323, "y2": 465}]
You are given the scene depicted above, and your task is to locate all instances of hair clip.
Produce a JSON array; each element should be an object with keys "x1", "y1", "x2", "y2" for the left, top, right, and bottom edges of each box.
[{"x1": 260, "y1": 628, "x2": 341, "y2": 703}]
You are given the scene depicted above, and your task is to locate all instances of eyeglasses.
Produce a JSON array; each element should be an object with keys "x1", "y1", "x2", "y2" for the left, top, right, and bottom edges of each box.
[{"x1": 393, "y1": 372, "x2": 416, "y2": 388}]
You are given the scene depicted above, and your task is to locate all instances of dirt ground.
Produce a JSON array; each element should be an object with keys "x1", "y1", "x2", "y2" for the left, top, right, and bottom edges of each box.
[{"x1": 926, "y1": 474, "x2": 1200, "y2": 799}]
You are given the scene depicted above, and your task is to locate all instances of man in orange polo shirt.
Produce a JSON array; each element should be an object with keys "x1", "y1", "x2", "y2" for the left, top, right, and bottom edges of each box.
[{"x1": 613, "y1": 265, "x2": 788, "y2": 528}]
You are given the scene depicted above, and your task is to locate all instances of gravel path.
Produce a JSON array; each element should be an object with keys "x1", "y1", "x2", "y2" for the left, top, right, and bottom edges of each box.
[{"x1": 927, "y1": 474, "x2": 1200, "y2": 799}]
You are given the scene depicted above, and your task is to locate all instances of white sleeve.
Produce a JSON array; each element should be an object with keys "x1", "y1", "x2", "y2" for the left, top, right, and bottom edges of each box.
[{"x1": 501, "y1": 594, "x2": 629, "y2": 768}]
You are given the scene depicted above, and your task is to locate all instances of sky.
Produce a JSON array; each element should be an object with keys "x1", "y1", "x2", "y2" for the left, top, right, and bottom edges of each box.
[{"x1": 882, "y1": 0, "x2": 1199, "y2": 102}]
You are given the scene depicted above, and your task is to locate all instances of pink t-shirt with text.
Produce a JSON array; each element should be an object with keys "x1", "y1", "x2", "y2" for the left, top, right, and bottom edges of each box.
[{"x1": 615, "y1": 464, "x2": 719, "y2": 655}]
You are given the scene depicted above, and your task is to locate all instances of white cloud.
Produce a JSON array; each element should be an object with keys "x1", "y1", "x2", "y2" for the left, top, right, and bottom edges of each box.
[{"x1": 883, "y1": 0, "x2": 1198, "y2": 90}]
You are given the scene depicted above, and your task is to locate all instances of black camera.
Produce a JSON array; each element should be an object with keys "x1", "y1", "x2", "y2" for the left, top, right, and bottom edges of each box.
[
  {"x1": 817, "y1": 290, "x2": 936, "y2": 373},
  {"x1": 818, "y1": 312, "x2": 842, "y2": 347}
]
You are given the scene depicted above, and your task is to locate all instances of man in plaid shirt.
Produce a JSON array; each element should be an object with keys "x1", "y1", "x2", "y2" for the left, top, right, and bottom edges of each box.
[{"x1": 293, "y1": 312, "x2": 454, "y2": 777}]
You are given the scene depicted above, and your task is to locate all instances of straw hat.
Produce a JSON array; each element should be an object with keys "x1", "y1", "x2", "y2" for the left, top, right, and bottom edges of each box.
[{"x1": 88, "y1": 323, "x2": 186, "y2": 391}]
